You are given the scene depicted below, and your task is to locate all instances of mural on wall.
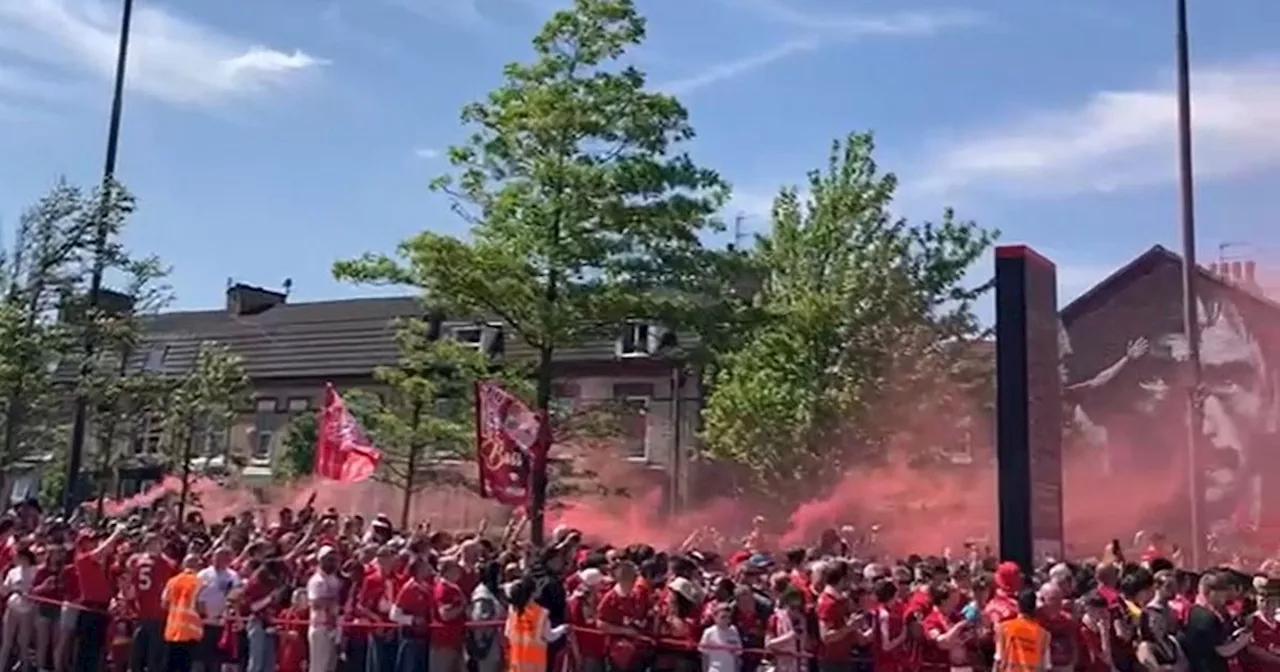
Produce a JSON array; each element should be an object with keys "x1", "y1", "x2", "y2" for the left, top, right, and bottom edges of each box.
[{"x1": 1061, "y1": 287, "x2": 1280, "y2": 542}]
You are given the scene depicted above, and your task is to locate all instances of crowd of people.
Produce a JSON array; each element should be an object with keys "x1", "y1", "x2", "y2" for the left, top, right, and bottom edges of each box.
[{"x1": 0, "y1": 495, "x2": 1274, "y2": 672}]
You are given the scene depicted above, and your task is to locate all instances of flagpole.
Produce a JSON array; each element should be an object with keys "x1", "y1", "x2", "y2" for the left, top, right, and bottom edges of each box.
[
  {"x1": 63, "y1": 0, "x2": 136, "y2": 515},
  {"x1": 1174, "y1": 0, "x2": 1205, "y2": 569}
]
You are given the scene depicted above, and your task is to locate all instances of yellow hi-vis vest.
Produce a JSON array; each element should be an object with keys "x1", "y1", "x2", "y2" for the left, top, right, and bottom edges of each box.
[
  {"x1": 504, "y1": 603, "x2": 550, "y2": 672},
  {"x1": 163, "y1": 572, "x2": 203, "y2": 643}
]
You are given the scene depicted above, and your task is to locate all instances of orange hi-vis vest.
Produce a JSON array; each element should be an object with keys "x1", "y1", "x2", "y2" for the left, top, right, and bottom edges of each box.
[
  {"x1": 163, "y1": 571, "x2": 203, "y2": 643},
  {"x1": 504, "y1": 603, "x2": 550, "y2": 672},
  {"x1": 997, "y1": 615, "x2": 1048, "y2": 671}
]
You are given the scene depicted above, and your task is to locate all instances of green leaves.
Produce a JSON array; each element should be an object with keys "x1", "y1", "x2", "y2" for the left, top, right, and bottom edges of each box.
[
  {"x1": 388, "y1": 0, "x2": 728, "y2": 354},
  {"x1": 701, "y1": 132, "x2": 997, "y2": 492}
]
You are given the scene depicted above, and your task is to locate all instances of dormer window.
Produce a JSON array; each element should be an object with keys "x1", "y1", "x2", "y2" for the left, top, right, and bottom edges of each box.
[
  {"x1": 452, "y1": 323, "x2": 504, "y2": 357},
  {"x1": 452, "y1": 325, "x2": 484, "y2": 347},
  {"x1": 615, "y1": 321, "x2": 672, "y2": 358},
  {"x1": 617, "y1": 323, "x2": 650, "y2": 357}
]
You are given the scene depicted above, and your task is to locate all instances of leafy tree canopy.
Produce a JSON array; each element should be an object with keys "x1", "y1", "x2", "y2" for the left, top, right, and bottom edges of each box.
[{"x1": 700, "y1": 133, "x2": 997, "y2": 493}]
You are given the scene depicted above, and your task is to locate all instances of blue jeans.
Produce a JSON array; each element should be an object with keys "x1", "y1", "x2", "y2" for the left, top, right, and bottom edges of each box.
[
  {"x1": 245, "y1": 617, "x2": 277, "y2": 672},
  {"x1": 396, "y1": 636, "x2": 428, "y2": 672},
  {"x1": 367, "y1": 632, "x2": 400, "y2": 672}
]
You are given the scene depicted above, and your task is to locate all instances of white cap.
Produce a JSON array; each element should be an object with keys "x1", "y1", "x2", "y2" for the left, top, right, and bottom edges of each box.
[
  {"x1": 317, "y1": 545, "x2": 337, "y2": 560},
  {"x1": 578, "y1": 568, "x2": 605, "y2": 588}
]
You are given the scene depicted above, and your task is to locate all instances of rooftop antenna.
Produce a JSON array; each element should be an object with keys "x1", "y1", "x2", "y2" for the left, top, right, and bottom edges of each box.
[{"x1": 282, "y1": 278, "x2": 293, "y2": 296}]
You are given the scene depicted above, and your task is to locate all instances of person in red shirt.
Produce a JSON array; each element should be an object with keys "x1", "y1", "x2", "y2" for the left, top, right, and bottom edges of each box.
[
  {"x1": 597, "y1": 560, "x2": 648, "y2": 672},
  {"x1": 1077, "y1": 592, "x2": 1116, "y2": 672},
  {"x1": 1035, "y1": 583, "x2": 1078, "y2": 671},
  {"x1": 357, "y1": 546, "x2": 399, "y2": 672},
  {"x1": 922, "y1": 584, "x2": 975, "y2": 672},
  {"x1": 242, "y1": 559, "x2": 287, "y2": 672},
  {"x1": 31, "y1": 545, "x2": 67, "y2": 672},
  {"x1": 1245, "y1": 581, "x2": 1280, "y2": 672},
  {"x1": 276, "y1": 588, "x2": 309, "y2": 672},
  {"x1": 390, "y1": 555, "x2": 435, "y2": 672},
  {"x1": 983, "y1": 561, "x2": 1022, "y2": 624},
  {"x1": 567, "y1": 567, "x2": 607, "y2": 670},
  {"x1": 655, "y1": 577, "x2": 702, "y2": 671},
  {"x1": 431, "y1": 556, "x2": 467, "y2": 672},
  {"x1": 873, "y1": 579, "x2": 914, "y2": 672},
  {"x1": 815, "y1": 561, "x2": 860, "y2": 670},
  {"x1": 72, "y1": 524, "x2": 125, "y2": 672},
  {"x1": 125, "y1": 533, "x2": 176, "y2": 672},
  {"x1": 765, "y1": 586, "x2": 808, "y2": 672}
]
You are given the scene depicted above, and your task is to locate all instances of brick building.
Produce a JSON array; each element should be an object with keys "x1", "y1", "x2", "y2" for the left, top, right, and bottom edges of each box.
[{"x1": 8, "y1": 282, "x2": 700, "y2": 507}]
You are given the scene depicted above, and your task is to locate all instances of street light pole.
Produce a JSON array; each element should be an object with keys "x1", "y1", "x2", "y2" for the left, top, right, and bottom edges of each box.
[
  {"x1": 1174, "y1": 0, "x2": 1205, "y2": 569},
  {"x1": 63, "y1": 0, "x2": 135, "y2": 515}
]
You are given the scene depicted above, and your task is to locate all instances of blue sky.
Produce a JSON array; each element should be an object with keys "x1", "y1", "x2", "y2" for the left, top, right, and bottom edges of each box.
[{"x1": 2, "y1": 0, "x2": 1280, "y2": 314}]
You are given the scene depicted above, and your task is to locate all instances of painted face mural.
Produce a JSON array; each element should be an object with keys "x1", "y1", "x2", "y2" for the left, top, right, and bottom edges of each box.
[{"x1": 1061, "y1": 292, "x2": 1280, "y2": 542}]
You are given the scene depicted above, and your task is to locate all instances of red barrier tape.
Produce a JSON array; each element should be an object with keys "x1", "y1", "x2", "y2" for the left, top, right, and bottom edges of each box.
[{"x1": 24, "y1": 595, "x2": 973, "y2": 667}]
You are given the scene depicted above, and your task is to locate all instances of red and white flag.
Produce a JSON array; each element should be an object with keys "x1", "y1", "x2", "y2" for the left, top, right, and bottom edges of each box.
[
  {"x1": 315, "y1": 383, "x2": 382, "y2": 482},
  {"x1": 474, "y1": 380, "x2": 547, "y2": 507}
]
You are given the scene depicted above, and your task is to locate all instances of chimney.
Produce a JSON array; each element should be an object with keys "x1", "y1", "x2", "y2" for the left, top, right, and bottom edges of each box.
[
  {"x1": 226, "y1": 282, "x2": 286, "y2": 316},
  {"x1": 1231, "y1": 261, "x2": 1244, "y2": 282},
  {"x1": 1246, "y1": 261, "x2": 1257, "y2": 283}
]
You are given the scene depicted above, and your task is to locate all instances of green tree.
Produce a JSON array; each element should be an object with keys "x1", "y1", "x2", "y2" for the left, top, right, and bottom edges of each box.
[
  {"x1": 278, "y1": 412, "x2": 318, "y2": 480},
  {"x1": 0, "y1": 181, "x2": 100, "y2": 468},
  {"x1": 335, "y1": 0, "x2": 728, "y2": 542},
  {"x1": 159, "y1": 341, "x2": 249, "y2": 517},
  {"x1": 701, "y1": 133, "x2": 996, "y2": 493}
]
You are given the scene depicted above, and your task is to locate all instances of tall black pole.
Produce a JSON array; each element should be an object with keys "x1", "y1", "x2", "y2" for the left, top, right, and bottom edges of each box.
[
  {"x1": 1175, "y1": 0, "x2": 1204, "y2": 568},
  {"x1": 63, "y1": 0, "x2": 135, "y2": 515}
]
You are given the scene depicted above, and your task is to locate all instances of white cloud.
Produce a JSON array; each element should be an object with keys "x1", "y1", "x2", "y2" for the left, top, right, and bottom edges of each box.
[
  {"x1": 0, "y1": 0, "x2": 326, "y2": 108},
  {"x1": 414, "y1": 147, "x2": 441, "y2": 159},
  {"x1": 920, "y1": 58, "x2": 1280, "y2": 196}
]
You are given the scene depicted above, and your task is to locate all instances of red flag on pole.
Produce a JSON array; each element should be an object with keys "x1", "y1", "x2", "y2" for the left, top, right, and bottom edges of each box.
[
  {"x1": 315, "y1": 383, "x2": 382, "y2": 482},
  {"x1": 474, "y1": 380, "x2": 547, "y2": 507}
]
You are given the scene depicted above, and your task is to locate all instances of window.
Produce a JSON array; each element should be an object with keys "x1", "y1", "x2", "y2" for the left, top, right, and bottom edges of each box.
[
  {"x1": 613, "y1": 382, "x2": 653, "y2": 460},
  {"x1": 452, "y1": 326, "x2": 483, "y2": 346},
  {"x1": 618, "y1": 397, "x2": 649, "y2": 460},
  {"x1": 132, "y1": 416, "x2": 163, "y2": 456},
  {"x1": 551, "y1": 381, "x2": 580, "y2": 417},
  {"x1": 616, "y1": 323, "x2": 651, "y2": 357},
  {"x1": 143, "y1": 345, "x2": 170, "y2": 373},
  {"x1": 254, "y1": 398, "x2": 278, "y2": 413},
  {"x1": 286, "y1": 397, "x2": 311, "y2": 412},
  {"x1": 252, "y1": 430, "x2": 273, "y2": 462},
  {"x1": 204, "y1": 424, "x2": 227, "y2": 457}
]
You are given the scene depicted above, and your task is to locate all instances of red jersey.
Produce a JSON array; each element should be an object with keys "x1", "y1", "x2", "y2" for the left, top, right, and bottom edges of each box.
[
  {"x1": 568, "y1": 592, "x2": 607, "y2": 660},
  {"x1": 815, "y1": 588, "x2": 855, "y2": 661},
  {"x1": 432, "y1": 578, "x2": 467, "y2": 649},
  {"x1": 597, "y1": 587, "x2": 648, "y2": 670},
  {"x1": 276, "y1": 606, "x2": 308, "y2": 672},
  {"x1": 392, "y1": 578, "x2": 433, "y2": 639},
  {"x1": 75, "y1": 552, "x2": 113, "y2": 606},
  {"x1": 127, "y1": 553, "x2": 176, "y2": 621},
  {"x1": 1247, "y1": 615, "x2": 1280, "y2": 672},
  {"x1": 922, "y1": 606, "x2": 970, "y2": 668},
  {"x1": 356, "y1": 566, "x2": 396, "y2": 624},
  {"x1": 874, "y1": 601, "x2": 913, "y2": 672},
  {"x1": 1077, "y1": 620, "x2": 1112, "y2": 672},
  {"x1": 983, "y1": 592, "x2": 1018, "y2": 624}
]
